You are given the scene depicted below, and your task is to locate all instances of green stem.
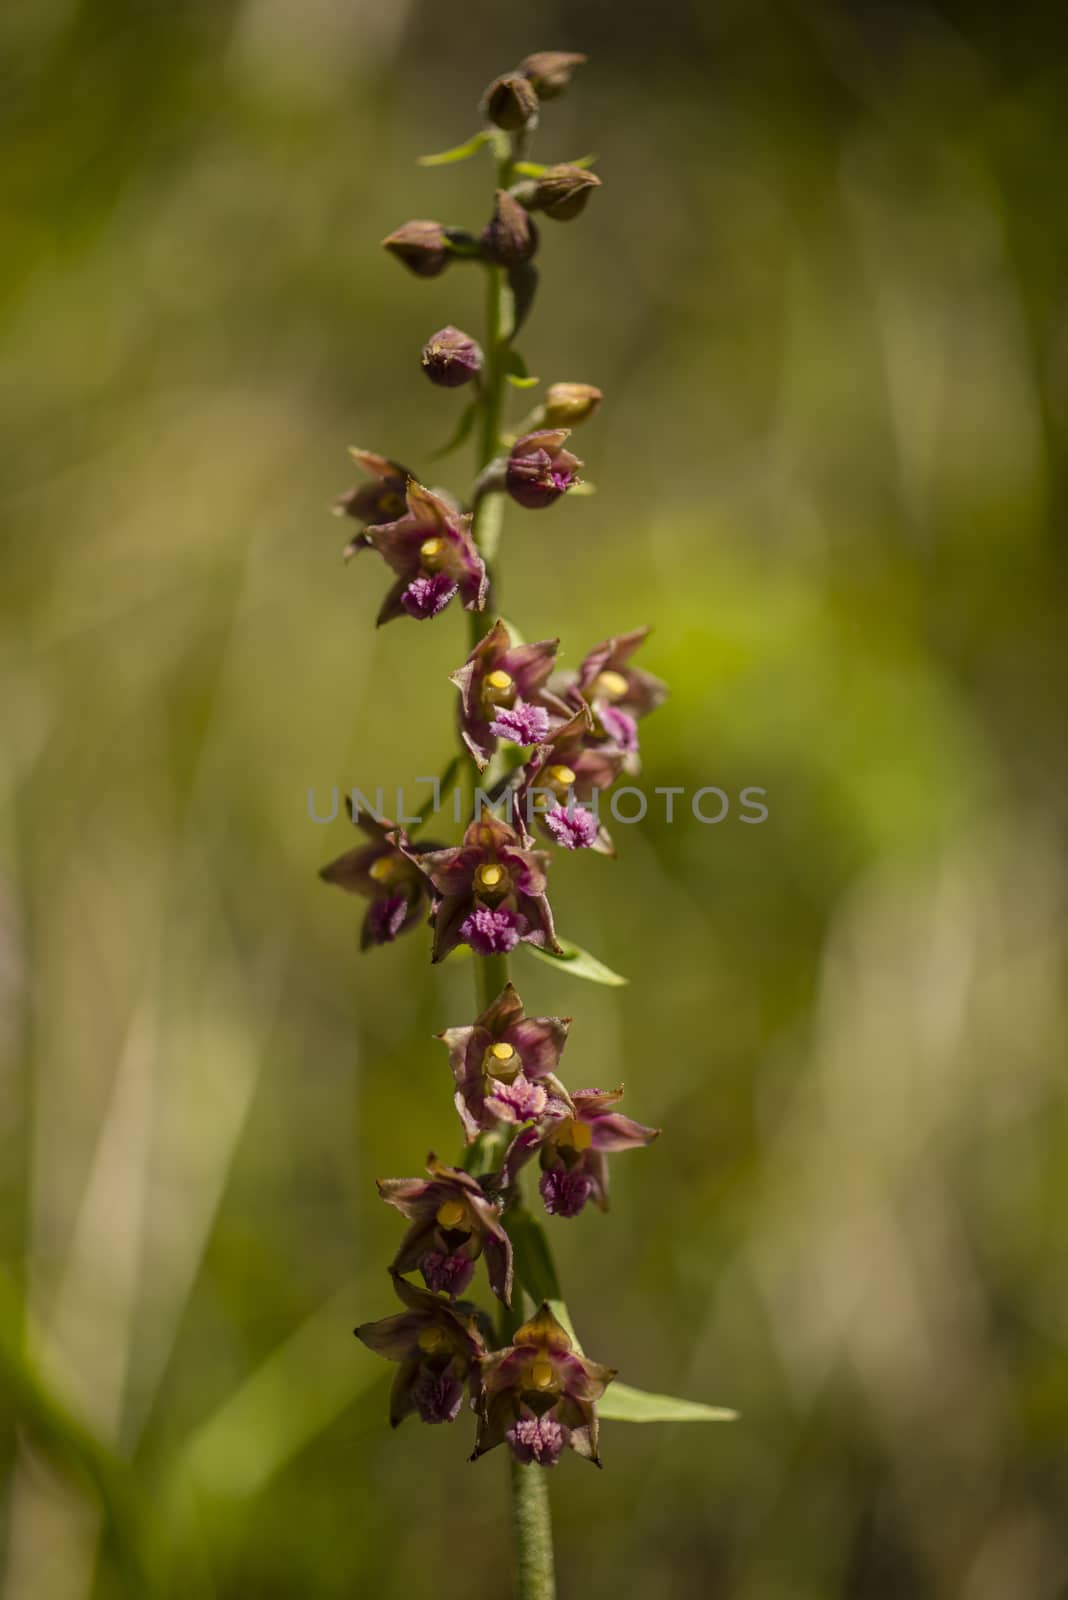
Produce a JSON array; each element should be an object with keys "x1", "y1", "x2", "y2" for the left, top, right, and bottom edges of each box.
[
  {"x1": 510, "y1": 1455, "x2": 556, "y2": 1600},
  {"x1": 474, "y1": 949, "x2": 510, "y2": 1011},
  {"x1": 466, "y1": 133, "x2": 557, "y2": 1600}
]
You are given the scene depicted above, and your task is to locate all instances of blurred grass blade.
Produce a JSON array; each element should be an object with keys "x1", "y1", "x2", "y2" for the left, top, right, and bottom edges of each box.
[
  {"x1": 0, "y1": 1271, "x2": 155, "y2": 1592},
  {"x1": 175, "y1": 1282, "x2": 384, "y2": 1504}
]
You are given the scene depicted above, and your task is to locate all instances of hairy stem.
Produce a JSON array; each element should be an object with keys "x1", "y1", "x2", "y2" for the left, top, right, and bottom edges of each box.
[{"x1": 510, "y1": 1455, "x2": 556, "y2": 1600}]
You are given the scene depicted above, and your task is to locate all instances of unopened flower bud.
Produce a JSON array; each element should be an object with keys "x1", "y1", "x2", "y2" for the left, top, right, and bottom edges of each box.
[
  {"x1": 541, "y1": 383, "x2": 602, "y2": 427},
  {"x1": 421, "y1": 326, "x2": 483, "y2": 389},
  {"x1": 519, "y1": 51, "x2": 587, "y2": 100},
  {"x1": 506, "y1": 430, "x2": 583, "y2": 510},
  {"x1": 483, "y1": 72, "x2": 539, "y2": 131},
  {"x1": 530, "y1": 164, "x2": 601, "y2": 222},
  {"x1": 481, "y1": 191, "x2": 538, "y2": 268},
  {"x1": 382, "y1": 219, "x2": 451, "y2": 278}
]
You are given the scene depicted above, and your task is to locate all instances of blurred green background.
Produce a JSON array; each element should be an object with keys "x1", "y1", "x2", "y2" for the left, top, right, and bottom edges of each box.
[{"x1": 3, "y1": 1, "x2": 1068, "y2": 1596}]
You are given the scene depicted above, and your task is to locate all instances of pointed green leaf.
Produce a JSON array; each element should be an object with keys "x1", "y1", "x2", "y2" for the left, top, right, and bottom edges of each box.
[
  {"x1": 428, "y1": 400, "x2": 478, "y2": 462},
  {"x1": 504, "y1": 349, "x2": 539, "y2": 390},
  {"x1": 418, "y1": 131, "x2": 490, "y2": 167},
  {"x1": 513, "y1": 153, "x2": 598, "y2": 177},
  {"x1": 504, "y1": 1210, "x2": 561, "y2": 1304},
  {"x1": 598, "y1": 1383, "x2": 738, "y2": 1424},
  {"x1": 525, "y1": 936, "x2": 627, "y2": 987}
]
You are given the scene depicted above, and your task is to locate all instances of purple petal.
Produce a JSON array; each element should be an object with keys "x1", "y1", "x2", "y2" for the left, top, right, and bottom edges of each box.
[
  {"x1": 364, "y1": 893, "x2": 411, "y2": 944},
  {"x1": 401, "y1": 573, "x2": 458, "y2": 619},
  {"x1": 485, "y1": 1076, "x2": 548, "y2": 1123},
  {"x1": 412, "y1": 1366, "x2": 465, "y2": 1424},
  {"x1": 459, "y1": 906, "x2": 528, "y2": 955},
  {"x1": 543, "y1": 805, "x2": 599, "y2": 850},
  {"x1": 420, "y1": 1252, "x2": 476, "y2": 1297},
  {"x1": 506, "y1": 1410, "x2": 569, "y2": 1466},
  {"x1": 598, "y1": 704, "x2": 639, "y2": 752},
  {"x1": 490, "y1": 704, "x2": 551, "y2": 746},
  {"x1": 539, "y1": 1169, "x2": 594, "y2": 1218},
  {"x1": 587, "y1": 1111, "x2": 661, "y2": 1152}
]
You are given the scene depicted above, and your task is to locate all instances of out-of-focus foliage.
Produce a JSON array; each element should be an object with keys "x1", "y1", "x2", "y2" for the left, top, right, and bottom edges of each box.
[{"x1": 2, "y1": 1, "x2": 1067, "y2": 1596}]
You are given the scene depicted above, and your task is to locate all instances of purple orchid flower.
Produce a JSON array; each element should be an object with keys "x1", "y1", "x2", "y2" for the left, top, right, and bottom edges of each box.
[
  {"x1": 355, "y1": 1273, "x2": 487, "y2": 1428},
  {"x1": 562, "y1": 627, "x2": 668, "y2": 772},
  {"x1": 506, "y1": 430, "x2": 583, "y2": 510},
  {"x1": 449, "y1": 618, "x2": 566, "y2": 770},
  {"x1": 398, "y1": 812, "x2": 560, "y2": 963},
  {"x1": 513, "y1": 704, "x2": 625, "y2": 855},
  {"x1": 506, "y1": 1086, "x2": 659, "y2": 1219},
  {"x1": 353, "y1": 480, "x2": 487, "y2": 625},
  {"x1": 333, "y1": 448, "x2": 413, "y2": 561},
  {"x1": 472, "y1": 1301, "x2": 616, "y2": 1468},
  {"x1": 377, "y1": 1155, "x2": 514, "y2": 1305},
  {"x1": 437, "y1": 982, "x2": 572, "y2": 1142},
  {"x1": 319, "y1": 804, "x2": 434, "y2": 950}
]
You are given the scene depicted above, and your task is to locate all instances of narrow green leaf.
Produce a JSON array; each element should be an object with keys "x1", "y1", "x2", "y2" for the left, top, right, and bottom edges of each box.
[
  {"x1": 504, "y1": 349, "x2": 539, "y2": 390},
  {"x1": 513, "y1": 153, "x2": 598, "y2": 176},
  {"x1": 418, "y1": 131, "x2": 489, "y2": 167},
  {"x1": 428, "y1": 400, "x2": 478, "y2": 462},
  {"x1": 524, "y1": 936, "x2": 628, "y2": 987},
  {"x1": 504, "y1": 1210, "x2": 561, "y2": 1303},
  {"x1": 598, "y1": 1382, "x2": 738, "y2": 1424}
]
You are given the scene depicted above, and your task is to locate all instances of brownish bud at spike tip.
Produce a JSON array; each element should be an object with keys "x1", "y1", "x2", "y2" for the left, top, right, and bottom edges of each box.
[
  {"x1": 519, "y1": 51, "x2": 588, "y2": 100},
  {"x1": 541, "y1": 383, "x2": 602, "y2": 427},
  {"x1": 530, "y1": 163, "x2": 602, "y2": 222},
  {"x1": 382, "y1": 220, "x2": 451, "y2": 278},
  {"x1": 481, "y1": 191, "x2": 538, "y2": 268},
  {"x1": 483, "y1": 72, "x2": 539, "y2": 131},
  {"x1": 421, "y1": 326, "x2": 483, "y2": 389}
]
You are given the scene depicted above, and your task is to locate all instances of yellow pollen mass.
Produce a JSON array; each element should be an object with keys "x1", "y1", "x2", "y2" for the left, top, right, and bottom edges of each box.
[
  {"x1": 490, "y1": 1042, "x2": 515, "y2": 1063},
  {"x1": 547, "y1": 764, "x2": 576, "y2": 787},
  {"x1": 593, "y1": 669, "x2": 629, "y2": 700},
  {"x1": 486, "y1": 669, "x2": 513, "y2": 691},
  {"x1": 530, "y1": 1359, "x2": 557, "y2": 1391},
  {"x1": 419, "y1": 536, "x2": 445, "y2": 561},
  {"x1": 562, "y1": 1119, "x2": 592, "y2": 1152},
  {"x1": 417, "y1": 1325, "x2": 448, "y2": 1354},
  {"x1": 476, "y1": 864, "x2": 504, "y2": 890},
  {"x1": 435, "y1": 1199, "x2": 466, "y2": 1230},
  {"x1": 369, "y1": 856, "x2": 395, "y2": 883}
]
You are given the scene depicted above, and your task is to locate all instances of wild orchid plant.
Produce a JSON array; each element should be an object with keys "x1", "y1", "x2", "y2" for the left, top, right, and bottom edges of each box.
[{"x1": 321, "y1": 51, "x2": 732, "y2": 1600}]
